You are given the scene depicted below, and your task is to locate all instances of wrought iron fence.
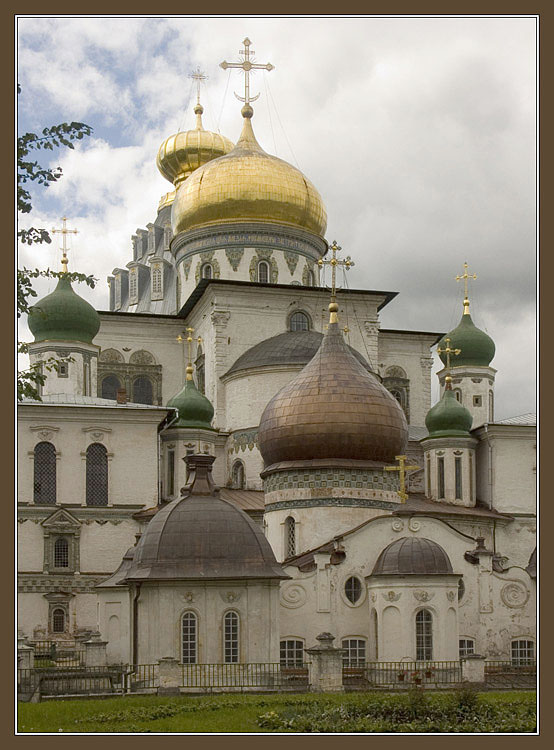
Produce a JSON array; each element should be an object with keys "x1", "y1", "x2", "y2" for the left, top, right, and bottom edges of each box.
[
  {"x1": 128, "y1": 664, "x2": 159, "y2": 692},
  {"x1": 344, "y1": 661, "x2": 462, "y2": 687},
  {"x1": 18, "y1": 666, "x2": 127, "y2": 698},
  {"x1": 181, "y1": 663, "x2": 309, "y2": 689},
  {"x1": 484, "y1": 660, "x2": 536, "y2": 689}
]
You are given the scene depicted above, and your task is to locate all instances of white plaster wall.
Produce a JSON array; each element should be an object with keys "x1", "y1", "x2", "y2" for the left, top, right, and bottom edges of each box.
[
  {"x1": 18, "y1": 593, "x2": 49, "y2": 638},
  {"x1": 29, "y1": 346, "x2": 99, "y2": 399},
  {"x1": 423, "y1": 439, "x2": 477, "y2": 506},
  {"x1": 80, "y1": 520, "x2": 139, "y2": 573},
  {"x1": 439, "y1": 366, "x2": 496, "y2": 428},
  {"x1": 226, "y1": 442, "x2": 265, "y2": 491},
  {"x1": 18, "y1": 521, "x2": 44, "y2": 572},
  {"x1": 98, "y1": 590, "x2": 132, "y2": 665}
]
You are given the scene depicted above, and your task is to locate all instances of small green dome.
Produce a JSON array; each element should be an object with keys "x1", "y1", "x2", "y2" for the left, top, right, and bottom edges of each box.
[
  {"x1": 167, "y1": 379, "x2": 215, "y2": 429},
  {"x1": 28, "y1": 275, "x2": 100, "y2": 345},
  {"x1": 438, "y1": 313, "x2": 495, "y2": 368},
  {"x1": 425, "y1": 388, "x2": 473, "y2": 438}
]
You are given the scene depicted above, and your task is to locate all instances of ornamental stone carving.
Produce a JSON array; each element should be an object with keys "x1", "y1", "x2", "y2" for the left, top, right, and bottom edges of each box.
[
  {"x1": 370, "y1": 592, "x2": 377, "y2": 602},
  {"x1": 129, "y1": 349, "x2": 155, "y2": 365},
  {"x1": 363, "y1": 321, "x2": 380, "y2": 337},
  {"x1": 220, "y1": 591, "x2": 242, "y2": 603},
  {"x1": 391, "y1": 519, "x2": 404, "y2": 532},
  {"x1": 446, "y1": 591, "x2": 456, "y2": 602},
  {"x1": 420, "y1": 356, "x2": 434, "y2": 372},
  {"x1": 225, "y1": 247, "x2": 244, "y2": 271},
  {"x1": 99, "y1": 348, "x2": 124, "y2": 363},
  {"x1": 414, "y1": 590, "x2": 434, "y2": 602},
  {"x1": 280, "y1": 583, "x2": 307, "y2": 609},
  {"x1": 211, "y1": 311, "x2": 231, "y2": 328},
  {"x1": 249, "y1": 249, "x2": 278, "y2": 283},
  {"x1": 408, "y1": 519, "x2": 421, "y2": 532},
  {"x1": 383, "y1": 591, "x2": 401, "y2": 602},
  {"x1": 500, "y1": 582, "x2": 529, "y2": 609},
  {"x1": 284, "y1": 250, "x2": 299, "y2": 275},
  {"x1": 183, "y1": 257, "x2": 192, "y2": 280},
  {"x1": 182, "y1": 592, "x2": 194, "y2": 603}
]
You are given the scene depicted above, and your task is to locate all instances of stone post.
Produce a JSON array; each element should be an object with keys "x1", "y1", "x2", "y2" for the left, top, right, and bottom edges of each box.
[
  {"x1": 461, "y1": 654, "x2": 486, "y2": 684},
  {"x1": 305, "y1": 632, "x2": 345, "y2": 693},
  {"x1": 84, "y1": 632, "x2": 108, "y2": 667},
  {"x1": 158, "y1": 656, "x2": 181, "y2": 695},
  {"x1": 17, "y1": 634, "x2": 34, "y2": 669}
]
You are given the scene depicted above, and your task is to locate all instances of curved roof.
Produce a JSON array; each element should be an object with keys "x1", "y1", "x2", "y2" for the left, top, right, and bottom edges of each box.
[
  {"x1": 124, "y1": 455, "x2": 287, "y2": 582},
  {"x1": 425, "y1": 388, "x2": 473, "y2": 438},
  {"x1": 28, "y1": 275, "x2": 100, "y2": 345},
  {"x1": 225, "y1": 330, "x2": 372, "y2": 377},
  {"x1": 371, "y1": 537, "x2": 454, "y2": 575},
  {"x1": 438, "y1": 313, "x2": 495, "y2": 368}
]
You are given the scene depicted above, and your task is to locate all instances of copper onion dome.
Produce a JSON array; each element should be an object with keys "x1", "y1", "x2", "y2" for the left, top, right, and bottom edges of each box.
[{"x1": 257, "y1": 311, "x2": 408, "y2": 467}]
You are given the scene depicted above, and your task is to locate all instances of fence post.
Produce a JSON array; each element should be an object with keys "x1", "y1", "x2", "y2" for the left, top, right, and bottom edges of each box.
[
  {"x1": 158, "y1": 657, "x2": 181, "y2": 695},
  {"x1": 461, "y1": 654, "x2": 486, "y2": 684},
  {"x1": 18, "y1": 634, "x2": 34, "y2": 669},
  {"x1": 305, "y1": 632, "x2": 345, "y2": 693},
  {"x1": 84, "y1": 632, "x2": 108, "y2": 667}
]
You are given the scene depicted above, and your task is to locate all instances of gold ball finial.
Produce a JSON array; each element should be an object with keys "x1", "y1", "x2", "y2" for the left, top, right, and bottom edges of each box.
[
  {"x1": 186, "y1": 364, "x2": 194, "y2": 381},
  {"x1": 329, "y1": 301, "x2": 339, "y2": 313},
  {"x1": 241, "y1": 103, "x2": 254, "y2": 118},
  {"x1": 194, "y1": 103, "x2": 204, "y2": 115}
]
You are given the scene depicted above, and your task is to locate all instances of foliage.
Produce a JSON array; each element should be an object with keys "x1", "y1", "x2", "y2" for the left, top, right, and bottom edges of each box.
[
  {"x1": 18, "y1": 691, "x2": 536, "y2": 734},
  {"x1": 17, "y1": 86, "x2": 95, "y2": 401}
]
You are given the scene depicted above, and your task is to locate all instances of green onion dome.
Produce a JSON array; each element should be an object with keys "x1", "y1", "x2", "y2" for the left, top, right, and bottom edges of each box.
[
  {"x1": 438, "y1": 313, "x2": 495, "y2": 368},
  {"x1": 28, "y1": 275, "x2": 100, "y2": 345},
  {"x1": 167, "y1": 376, "x2": 215, "y2": 430},
  {"x1": 425, "y1": 388, "x2": 473, "y2": 438}
]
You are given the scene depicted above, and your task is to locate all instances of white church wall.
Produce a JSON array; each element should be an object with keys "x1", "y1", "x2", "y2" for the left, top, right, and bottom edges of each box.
[
  {"x1": 226, "y1": 441, "x2": 264, "y2": 491},
  {"x1": 98, "y1": 590, "x2": 131, "y2": 665},
  {"x1": 17, "y1": 522, "x2": 44, "y2": 572},
  {"x1": 80, "y1": 520, "x2": 139, "y2": 573}
]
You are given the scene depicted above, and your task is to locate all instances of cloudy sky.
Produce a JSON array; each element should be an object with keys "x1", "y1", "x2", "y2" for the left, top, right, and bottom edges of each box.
[{"x1": 17, "y1": 15, "x2": 537, "y2": 419}]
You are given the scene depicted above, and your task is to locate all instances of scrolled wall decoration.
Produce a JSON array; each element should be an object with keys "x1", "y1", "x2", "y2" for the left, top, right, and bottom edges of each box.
[
  {"x1": 280, "y1": 583, "x2": 307, "y2": 609},
  {"x1": 500, "y1": 582, "x2": 529, "y2": 609},
  {"x1": 391, "y1": 519, "x2": 404, "y2": 532},
  {"x1": 408, "y1": 519, "x2": 421, "y2": 532},
  {"x1": 446, "y1": 591, "x2": 456, "y2": 602},
  {"x1": 413, "y1": 590, "x2": 434, "y2": 602}
]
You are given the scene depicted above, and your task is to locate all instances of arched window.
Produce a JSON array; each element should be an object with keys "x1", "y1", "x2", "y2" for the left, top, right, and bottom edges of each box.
[
  {"x1": 344, "y1": 576, "x2": 362, "y2": 604},
  {"x1": 257, "y1": 260, "x2": 269, "y2": 284},
  {"x1": 132, "y1": 376, "x2": 153, "y2": 405},
  {"x1": 195, "y1": 344, "x2": 205, "y2": 395},
  {"x1": 151, "y1": 265, "x2": 163, "y2": 300},
  {"x1": 202, "y1": 263, "x2": 213, "y2": 280},
  {"x1": 285, "y1": 516, "x2": 296, "y2": 558},
  {"x1": 101, "y1": 375, "x2": 122, "y2": 400},
  {"x1": 289, "y1": 311, "x2": 310, "y2": 332},
  {"x1": 182, "y1": 612, "x2": 198, "y2": 664},
  {"x1": 54, "y1": 538, "x2": 69, "y2": 568},
  {"x1": 223, "y1": 611, "x2": 239, "y2": 663},
  {"x1": 33, "y1": 441, "x2": 56, "y2": 505},
  {"x1": 280, "y1": 639, "x2": 304, "y2": 667},
  {"x1": 86, "y1": 443, "x2": 108, "y2": 506},
  {"x1": 415, "y1": 609, "x2": 433, "y2": 661},
  {"x1": 232, "y1": 460, "x2": 245, "y2": 490},
  {"x1": 52, "y1": 608, "x2": 65, "y2": 634}
]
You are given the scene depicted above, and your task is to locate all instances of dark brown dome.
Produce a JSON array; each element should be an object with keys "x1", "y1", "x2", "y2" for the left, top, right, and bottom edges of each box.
[
  {"x1": 257, "y1": 320, "x2": 408, "y2": 467},
  {"x1": 372, "y1": 537, "x2": 453, "y2": 575},
  {"x1": 124, "y1": 455, "x2": 287, "y2": 582}
]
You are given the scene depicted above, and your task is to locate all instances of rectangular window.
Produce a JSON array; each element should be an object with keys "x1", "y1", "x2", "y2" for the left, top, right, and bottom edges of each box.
[
  {"x1": 167, "y1": 450, "x2": 175, "y2": 497},
  {"x1": 129, "y1": 269, "x2": 138, "y2": 303},
  {"x1": 280, "y1": 640, "x2": 304, "y2": 667},
  {"x1": 57, "y1": 361, "x2": 68, "y2": 378},
  {"x1": 342, "y1": 639, "x2": 366, "y2": 667},
  {"x1": 469, "y1": 453, "x2": 474, "y2": 502},
  {"x1": 426, "y1": 454, "x2": 431, "y2": 496},
  {"x1": 511, "y1": 640, "x2": 535, "y2": 666},
  {"x1": 115, "y1": 276, "x2": 121, "y2": 308},
  {"x1": 437, "y1": 457, "x2": 445, "y2": 498},
  {"x1": 455, "y1": 456, "x2": 462, "y2": 499},
  {"x1": 473, "y1": 395, "x2": 482, "y2": 407},
  {"x1": 459, "y1": 639, "x2": 475, "y2": 657},
  {"x1": 151, "y1": 265, "x2": 163, "y2": 300}
]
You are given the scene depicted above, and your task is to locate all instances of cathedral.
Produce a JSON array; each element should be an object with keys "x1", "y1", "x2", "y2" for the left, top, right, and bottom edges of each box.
[{"x1": 18, "y1": 40, "x2": 536, "y2": 671}]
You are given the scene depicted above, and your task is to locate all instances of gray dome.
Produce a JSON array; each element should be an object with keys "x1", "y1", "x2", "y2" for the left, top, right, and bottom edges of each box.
[
  {"x1": 124, "y1": 455, "x2": 287, "y2": 582},
  {"x1": 372, "y1": 537, "x2": 453, "y2": 575},
  {"x1": 225, "y1": 330, "x2": 373, "y2": 376}
]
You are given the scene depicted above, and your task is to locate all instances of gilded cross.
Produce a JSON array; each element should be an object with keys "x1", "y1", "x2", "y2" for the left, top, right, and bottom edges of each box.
[
  {"x1": 52, "y1": 217, "x2": 78, "y2": 272},
  {"x1": 455, "y1": 262, "x2": 477, "y2": 314},
  {"x1": 177, "y1": 327, "x2": 202, "y2": 380},
  {"x1": 189, "y1": 67, "x2": 208, "y2": 107},
  {"x1": 385, "y1": 455, "x2": 420, "y2": 503},
  {"x1": 317, "y1": 240, "x2": 355, "y2": 301},
  {"x1": 220, "y1": 37, "x2": 274, "y2": 105},
  {"x1": 437, "y1": 336, "x2": 461, "y2": 390}
]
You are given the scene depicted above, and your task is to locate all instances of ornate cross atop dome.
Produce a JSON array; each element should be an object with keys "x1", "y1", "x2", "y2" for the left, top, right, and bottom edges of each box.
[
  {"x1": 437, "y1": 336, "x2": 461, "y2": 389},
  {"x1": 318, "y1": 240, "x2": 355, "y2": 322},
  {"x1": 220, "y1": 37, "x2": 274, "y2": 108},
  {"x1": 455, "y1": 261, "x2": 477, "y2": 315},
  {"x1": 52, "y1": 216, "x2": 78, "y2": 272},
  {"x1": 177, "y1": 326, "x2": 202, "y2": 381}
]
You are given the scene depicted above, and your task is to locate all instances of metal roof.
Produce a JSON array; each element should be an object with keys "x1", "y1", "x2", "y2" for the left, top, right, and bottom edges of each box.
[
  {"x1": 494, "y1": 413, "x2": 536, "y2": 426},
  {"x1": 371, "y1": 537, "x2": 454, "y2": 575}
]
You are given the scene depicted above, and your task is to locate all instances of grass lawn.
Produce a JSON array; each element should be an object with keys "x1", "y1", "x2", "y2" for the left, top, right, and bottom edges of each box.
[{"x1": 18, "y1": 690, "x2": 536, "y2": 733}]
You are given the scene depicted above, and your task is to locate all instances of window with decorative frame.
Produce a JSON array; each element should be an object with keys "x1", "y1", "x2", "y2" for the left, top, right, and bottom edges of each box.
[
  {"x1": 132, "y1": 376, "x2": 153, "y2": 405},
  {"x1": 52, "y1": 608, "x2": 66, "y2": 633},
  {"x1": 34, "y1": 441, "x2": 57, "y2": 505},
  {"x1": 289, "y1": 310, "x2": 310, "y2": 331},
  {"x1": 459, "y1": 638, "x2": 475, "y2": 657},
  {"x1": 455, "y1": 456, "x2": 463, "y2": 499},
  {"x1": 415, "y1": 609, "x2": 433, "y2": 661},
  {"x1": 129, "y1": 268, "x2": 138, "y2": 303},
  {"x1": 181, "y1": 611, "x2": 198, "y2": 664},
  {"x1": 232, "y1": 460, "x2": 245, "y2": 489},
  {"x1": 257, "y1": 260, "x2": 269, "y2": 284},
  {"x1": 437, "y1": 456, "x2": 445, "y2": 498},
  {"x1": 511, "y1": 639, "x2": 535, "y2": 666},
  {"x1": 223, "y1": 611, "x2": 239, "y2": 663},
  {"x1": 167, "y1": 449, "x2": 175, "y2": 497},
  {"x1": 285, "y1": 516, "x2": 296, "y2": 558},
  {"x1": 344, "y1": 576, "x2": 362, "y2": 604},
  {"x1": 101, "y1": 374, "x2": 122, "y2": 400},
  {"x1": 53, "y1": 537, "x2": 69, "y2": 568},
  {"x1": 342, "y1": 638, "x2": 366, "y2": 667},
  {"x1": 151, "y1": 264, "x2": 163, "y2": 300},
  {"x1": 86, "y1": 443, "x2": 108, "y2": 506},
  {"x1": 280, "y1": 639, "x2": 304, "y2": 667},
  {"x1": 202, "y1": 263, "x2": 213, "y2": 280}
]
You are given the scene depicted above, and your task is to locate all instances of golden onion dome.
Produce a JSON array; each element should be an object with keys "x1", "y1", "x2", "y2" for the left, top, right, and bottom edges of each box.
[
  {"x1": 156, "y1": 104, "x2": 235, "y2": 188},
  {"x1": 171, "y1": 105, "x2": 327, "y2": 238}
]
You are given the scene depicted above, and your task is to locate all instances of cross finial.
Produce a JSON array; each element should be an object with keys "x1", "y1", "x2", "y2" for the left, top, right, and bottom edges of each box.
[
  {"x1": 437, "y1": 336, "x2": 461, "y2": 389},
  {"x1": 189, "y1": 66, "x2": 208, "y2": 107},
  {"x1": 455, "y1": 261, "x2": 477, "y2": 315},
  {"x1": 317, "y1": 240, "x2": 355, "y2": 323},
  {"x1": 220, "y1": 37, "x2": 274, "y2": 110},
  {"x1": 384, "y1": 455, "x2": 420, "y2": 503},
  {"x1": 177, "y1": 326, "x2": 203, "y2": 381},
  {"x1": 52, "y1": 216, "x2": 78, "y2": 272}
]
